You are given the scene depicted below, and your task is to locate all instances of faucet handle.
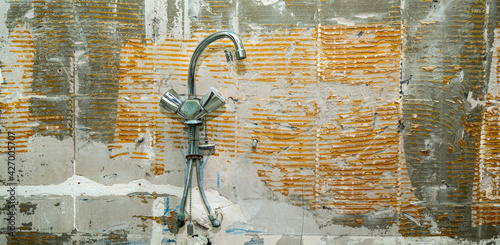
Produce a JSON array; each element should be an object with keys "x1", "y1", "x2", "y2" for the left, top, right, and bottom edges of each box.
[
  {"x1": 199, "y1": 143, "x2": 215, "y2": 151},
  {"x1": 159, "y1": 89, "x2": 183, "y2": 113},
  {"x1": 200, "y1": 87, "x2": 226, "y2": 114},
  {"x1": 199, "y1": 142, "x2": 215, "y2": 156}
]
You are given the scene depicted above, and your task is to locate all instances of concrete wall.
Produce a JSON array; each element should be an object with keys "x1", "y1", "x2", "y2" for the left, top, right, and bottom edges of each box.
[{"x1": 1, "y1": 0, "x2": 500, "y2": 244}]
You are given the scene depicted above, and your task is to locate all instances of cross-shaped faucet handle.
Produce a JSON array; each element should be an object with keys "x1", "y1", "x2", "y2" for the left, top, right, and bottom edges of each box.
[{"x1": 159, "y1": 87, "x2": 226, "y2": 121}]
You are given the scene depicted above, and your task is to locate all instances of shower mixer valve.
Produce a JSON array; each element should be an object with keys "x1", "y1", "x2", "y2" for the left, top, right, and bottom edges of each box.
[
  {"x1": 159, "y1": 31, "x2": 246, "y2": 234},
  {"x1": 160, "y1": 87, "x2": 226, "y2": 122}
]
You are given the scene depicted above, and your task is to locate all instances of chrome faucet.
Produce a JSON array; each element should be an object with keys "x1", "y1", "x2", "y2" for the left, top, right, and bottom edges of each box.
[
  {"x1": 187, "y1": 31, "x2": 246, "y2": 98},
  {"x1": 159, "y1": 31, "x2": 246, "y2": 233}
]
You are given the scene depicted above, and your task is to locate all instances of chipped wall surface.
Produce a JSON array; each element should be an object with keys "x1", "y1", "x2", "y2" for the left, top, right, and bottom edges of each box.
[{"x1": 1, "y1": 0, "x2": 500, "y2": 244}]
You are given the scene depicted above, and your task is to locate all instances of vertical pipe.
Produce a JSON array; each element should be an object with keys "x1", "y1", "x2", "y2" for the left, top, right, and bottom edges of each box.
[
  {"x1": 196, "y1": 158, "x2": 213, "y2": 215},
  {"x1": 178, "y1": 159, "x2": 194, "y2": 223},
  {"x1": 188, "y1": 124, "x2": 200, "y2": 155},
  {"x1": 196, "y1": 158, "x2": 220, "y2": 227}
]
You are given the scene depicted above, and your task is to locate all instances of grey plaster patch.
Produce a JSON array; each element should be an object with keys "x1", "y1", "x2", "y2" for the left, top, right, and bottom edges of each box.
[
  {"x1": 76, "y1": 195, "x2": 153, "y2": 234},
  {"x1": 75, "y1": 137, "x2": 184, "y2": 185},
  {"x1": 319, "y1": 0, "x2": 400, "y2": 25},
  {"x1": 0, "y1": 195, "x2": 74, "y2": 233},
  {"x1": 0, "y1": 0, "x2": 10, "y2": 59},
  {"x1": 215, "y1": 151, "x2": 275, "y2": 201},
  {"x1": 239, "y1": 0, "x2": 317, "y2": 32},
  {"x1": 238, "y1": 199, "x2": 318, "y2": 235},
  {"x1": 187, "y1": 0, "x2": 237, "y2": 33},
  {"x1": 0, "y1": 135, "x2": 74, "y2": 185},
  {"x1": 276, "y1": 235, "x2": 302, "y2": 245},
  {"x1": 145, "y1": 0, "x2": 170, "y2": 42},
  {"x1": 321, "y1": 236, "x2": 399, "y2": 245}
]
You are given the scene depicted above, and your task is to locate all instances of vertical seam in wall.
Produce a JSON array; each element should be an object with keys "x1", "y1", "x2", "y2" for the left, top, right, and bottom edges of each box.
[
  {"x1": 397, "y1": 0, "x2": 405, "y2": 235},
  {"x1": 72, "y1": 53, "x2": 77, "y2": 232},
  {"x1": 484, "y1": 0, "x2": 494, "y2": 93},
  {"x1": 235, "y1": 0, "x2": 239, "y2": 34},
  {"x1": 71, "y1": 1, "x2": 78, "y2": 231},
  {"x1": 315, "y1": 23, "x2": 322, "y2": 210},
  {"x1": 73, "y1": 196, "x2": 77, "y2": 231},
  {"x1": 475, "y1": 0, "x2": 495, "y2": 227},
  {"x1": 184, "y1": 0, "x2": 189, "y2": 40}
]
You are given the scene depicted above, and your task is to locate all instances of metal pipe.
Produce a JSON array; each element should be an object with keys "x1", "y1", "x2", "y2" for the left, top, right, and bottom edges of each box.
[
  {"x1": 162, "y1": 31, "x2": 246, "y2": 232},
  {"x1": 196, "y1": 158, "x2": 220, "y2": 227},
  {"x1": 178, "y1": 124, "x2": 200, "y2": 224},
  {"x1": 187, "y1": 31, "x2": 246, "y2": 98},
  {"x1": 188, "y1": 124, "x2": 200, "y2": 155},
  {"x1": 178, "y1": 159, "x2": 194, "y2": 224}
]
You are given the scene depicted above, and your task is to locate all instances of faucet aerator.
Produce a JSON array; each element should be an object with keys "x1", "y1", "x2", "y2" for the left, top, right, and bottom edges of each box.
[{"x1": 236, "y1": 49, "x2": 247, "y2": 60}]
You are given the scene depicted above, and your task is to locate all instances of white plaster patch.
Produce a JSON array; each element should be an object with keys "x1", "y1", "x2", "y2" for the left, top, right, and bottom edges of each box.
[
  {"x1": 183, "y1": 0, "x2": 190, "y2": 40},
  {"x1": 231, "y1": 4, "x2": 239, "y2": 34},
  {"x1": 150, "y1": 197, "x2": 167, "y2": 244},
  {"x1": 145, "y1": 0, "x2": 169, "y2": 42},
  {"x1": 0, "y1": 0, "x2": 9, "y2": 45},
  {"x1": 192, "y1": 188, "x2": 246, "y2": 226},
  {"x1": 0, "y1": 22, "x2": 34, "y2": 104},
  {"x1": 355, "y1": 13, "x2": 377, "y2": 19},
  {"x1": 488, "y1": 26, "x2": 500, "y2": 95},
  {"x1": 402, "y1": 212, "x2": 422, "y2": 226},
  {"x1": 257, "y1": 0, "x2": 279, "y2": 6},
  {"x1": 163, "y1": 0, "x2": 183, "y2": 40},
  {"x1": 467, "y1": 91, "x2": 484, "y2": 109},
  {"x1": 302, "y1": 236, "x2": 327, "y2": 245},
  {"x1": 1, "y1": 175, "x2": 183, "y2": 197},
  {"x1": 424, "y1": 0, "x2": 451, "y2": 22},
  {"x1": 192, "y1": 1, "x2": 201, "y2": 17},
  {"x1": 24, "y1": 8, "x2": 34, "y2": 19},
  {"x1": 247, "y1": 23, "x2": 265, "y2": 31},
  {"x1": 329, "y1": 17, "x2": 355, "y2": 26},
  {"x1": 480, "y1": 175, "x2": 500, "y2": 200},
  {"x1": 0, "y1": 88, "x2": 21, "y2": 103},
  {"x1": 237, "y1": 199, "x2": 320, "y2": 234}
]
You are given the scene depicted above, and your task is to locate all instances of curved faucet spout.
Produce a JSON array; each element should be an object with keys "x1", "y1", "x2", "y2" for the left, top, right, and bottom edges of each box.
[{"x1": 187, "y1": 31, "x2": 246, "y2": 98}]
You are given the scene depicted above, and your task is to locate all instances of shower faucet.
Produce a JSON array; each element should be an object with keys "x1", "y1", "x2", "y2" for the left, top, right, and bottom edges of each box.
[{"x1": 159, "y1": 31, "x2": 246, "y2": 233}]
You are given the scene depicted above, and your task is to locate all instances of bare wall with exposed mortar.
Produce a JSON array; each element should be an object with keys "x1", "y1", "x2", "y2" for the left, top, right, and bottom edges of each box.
[{"x1": 1, "y1": 0, "x2": 500, "y2": 244}]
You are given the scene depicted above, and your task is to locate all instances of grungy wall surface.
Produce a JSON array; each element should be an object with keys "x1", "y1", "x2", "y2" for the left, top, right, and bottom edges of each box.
[{"x1": 1, "y1": 0, "x2": 500, "y2": 244}]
